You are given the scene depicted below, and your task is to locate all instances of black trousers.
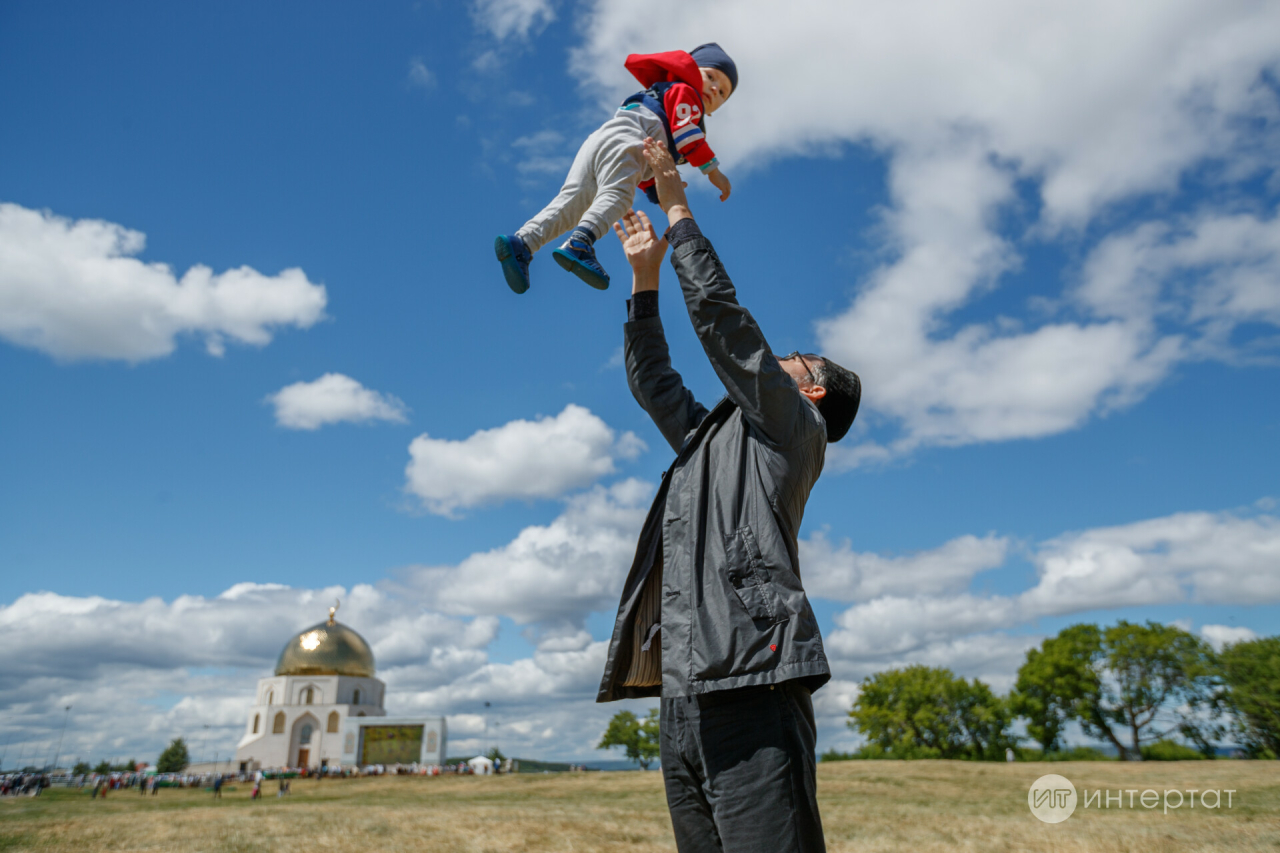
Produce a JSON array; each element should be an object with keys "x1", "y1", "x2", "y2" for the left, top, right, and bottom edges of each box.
[{"x1": 660, "y1": 681, "x2": 826, "y2": 853}]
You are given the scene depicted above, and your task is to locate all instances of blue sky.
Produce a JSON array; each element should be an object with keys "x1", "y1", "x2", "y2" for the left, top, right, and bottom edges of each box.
[{"x1": 2, "y1": 0, "x2": 1279, "y2": 766}]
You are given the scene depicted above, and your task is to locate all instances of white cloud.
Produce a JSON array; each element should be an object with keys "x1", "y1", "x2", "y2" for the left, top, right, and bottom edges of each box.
[
  {"x1": 472, "y1": 0, "x2": 555, "y2": 41},
  {"x1": 4, "y1": 502, "x2": 1278, "y2": 764},
  {"x1": 1200, "y1": 624, "x2": 1258, "y2": 650},
  {"x1": 566, "y1": 0, "x2": 1280, "y2": 461},
  {"x1": 1025, "y1": 509, "x2": 1280, "y2": 611},
  {"x1": 404, "y1": 404, "x2": 646, "y2": 516},
  {"x1": 267, "y1": 373, "x2": 408, "y2": 430},
  {"x1": 824, "y1": 505, "x2": 1280, "y2": 677},
  {"x1": 401, "y1": 478, "x2": 652, "y2": 629},
  {"x1": 1080, "y1": 210, "x2": 1280, "y2": 358},
  {"x1": 0, "y1": 202, "x2": 327, "y2": 362},
  {"x1": 801, "y1": 530, "x2": 1009, "y2": 602},
  {"x1": 407, "y1": 57, "x2": 435, "y2": 90},
  {"x1": 512, "y1": 129, "x2": 573, "y2": 179}
]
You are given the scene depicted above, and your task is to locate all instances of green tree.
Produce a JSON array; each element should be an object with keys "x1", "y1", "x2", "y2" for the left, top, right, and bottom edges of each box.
[
  {"x1": 1219, "y1": 636, "x2": 1280, "y2": 758},
  {"x1": 1017, "y1": 621, "x2": 1219, "y2": 760},
  {"x1": 849, "y1": 665, "x2": 1014, "y2": 760},
  {"x1": 1010, "y1": 624, "x2": 1105, "y2": 754},
  {"x1": 598, "y1": 708, "x2": 661, "y2": 769},
  {"x1": 156, "y1": 738, "x2": 189, "y2": 773},
  {"x1": 93, "y1": 760, "x2": 112, "y2": 775},
  {"x1": 72, "y1": 761, "x2": 91, "y2": 776}
]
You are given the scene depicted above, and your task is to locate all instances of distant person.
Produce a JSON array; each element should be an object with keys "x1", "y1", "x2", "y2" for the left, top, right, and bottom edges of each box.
[
  {"x1": 213, "y1": 775, "x2": 223, "y2": 798},
  {"x1": 597, "y1": 138, "x2": 861, "y2": 853}
]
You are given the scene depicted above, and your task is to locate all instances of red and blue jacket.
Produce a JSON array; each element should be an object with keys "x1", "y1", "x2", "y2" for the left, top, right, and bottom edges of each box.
[{"x1": 622, "y1": 51, "x2": 719, "y2": 203}]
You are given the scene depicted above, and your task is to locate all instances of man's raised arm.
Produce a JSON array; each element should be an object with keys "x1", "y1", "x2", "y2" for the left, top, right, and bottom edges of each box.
[
  {"x1": 641, "y1": 138, "x2": 815, "y2": 447},
  {"x1": 614, "y1": 209, "x2": 709, "y2": 453}
]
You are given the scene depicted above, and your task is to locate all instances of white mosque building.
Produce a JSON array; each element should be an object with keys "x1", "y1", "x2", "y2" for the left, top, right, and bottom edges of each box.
[{"x1": 235, "y1": 603, "x2": 445, "y2": 771}]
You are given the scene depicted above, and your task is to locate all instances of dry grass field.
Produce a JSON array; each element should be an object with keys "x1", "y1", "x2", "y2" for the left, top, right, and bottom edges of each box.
[{"x1": 2, "y1": 761, "x2": 1277, "y2": 853}]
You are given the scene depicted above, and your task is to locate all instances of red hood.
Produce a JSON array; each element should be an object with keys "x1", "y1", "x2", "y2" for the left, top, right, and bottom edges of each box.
[{"x1": 625, "y1": 50, "x2": 704, "y2": 94}]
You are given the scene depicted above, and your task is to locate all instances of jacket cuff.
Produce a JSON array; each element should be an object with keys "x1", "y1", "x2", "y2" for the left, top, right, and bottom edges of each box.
[
  {"x1": 664, "y1": 218, "x2": 703, "y2": 250},
  {"x1": 626, "y1": 290, "x2": 659, "y2": 321}
]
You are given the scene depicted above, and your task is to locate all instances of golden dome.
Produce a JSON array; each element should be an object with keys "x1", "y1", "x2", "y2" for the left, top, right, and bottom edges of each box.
[{"x1": 275, "y1": 604, "x2": 375, "y2": 677}]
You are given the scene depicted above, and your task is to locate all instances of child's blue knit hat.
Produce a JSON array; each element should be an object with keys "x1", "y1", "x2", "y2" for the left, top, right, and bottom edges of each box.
[{"x1": 690, "y1": 43, "x2": 738, "y2": 95}]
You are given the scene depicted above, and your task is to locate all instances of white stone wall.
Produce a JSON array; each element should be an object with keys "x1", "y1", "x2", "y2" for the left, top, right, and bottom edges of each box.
[{"x1": 234, "y1": 674, "x2": 386, "y2": 770}]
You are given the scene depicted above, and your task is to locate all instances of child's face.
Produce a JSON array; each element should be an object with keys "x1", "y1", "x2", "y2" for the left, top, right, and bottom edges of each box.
[{"x1": 699, "y1": 67, "x2": 732, "y2": 114}]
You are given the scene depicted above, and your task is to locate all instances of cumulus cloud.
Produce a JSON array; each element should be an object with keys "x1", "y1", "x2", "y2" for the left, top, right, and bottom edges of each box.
[
  {"x1": 1080, "y1": 210, "x2": 1280, "y2": 358},
  {"x1": 403, "y1": 478, "x2": 652, "y2": 629},
  {"x1": 5, "y1": 500, "x2": 1278, "y2": 763},
  {"x1": 0, "y1": 202, "x2": 327, "y2": 362},
  {"x1": 267, "y1": 373, "x2": 409, "y2": 430},
  {"x1": 1201, "y1": 624, "x2": 1259, "y2": 650},
  {"x1": 801, "y1": 531, "x2": 1009, "y2": 602},
  {"x1": 825, "y1": 505, "x2": 1280, "y2": 677},
  {"x1": 404, "y1": 404, "x2": 646, "y2": 516},
  {"x1": 565, "y1": 0, "x2": 1280, "y2": 461}
]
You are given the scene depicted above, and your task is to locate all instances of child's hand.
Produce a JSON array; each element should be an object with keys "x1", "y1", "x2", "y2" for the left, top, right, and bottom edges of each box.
[{"x1": 708, "y1": 168, "x2": 731, "y2": 201}]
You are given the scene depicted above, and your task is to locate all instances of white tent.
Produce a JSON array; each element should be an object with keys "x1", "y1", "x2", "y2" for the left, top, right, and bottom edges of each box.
[{"x1": 467, "y1": 756, "x2": 494, "y2": 775}]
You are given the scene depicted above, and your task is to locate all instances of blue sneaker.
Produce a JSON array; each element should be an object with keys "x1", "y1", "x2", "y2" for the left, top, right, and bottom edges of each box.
[
  {"x1": 552, "y1": 228, "x2": 610, "y2": 290},
  {"x1": 495, "y1": 234, "x2": 532, "y2": 294}
]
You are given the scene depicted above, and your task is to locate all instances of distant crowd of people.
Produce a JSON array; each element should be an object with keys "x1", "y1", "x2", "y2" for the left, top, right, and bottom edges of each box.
[
  {"x1": 1, "y1": 773, "x2": 49, "y2": 796},
  {"x1": 1, "y1": 758, "x2": 564, "y2": 801}
]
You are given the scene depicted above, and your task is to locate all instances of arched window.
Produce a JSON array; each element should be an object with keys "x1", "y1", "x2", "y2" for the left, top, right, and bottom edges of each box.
[
  {"x1": 299, "y1": 724, "x2": 313, "y2": 745},
  {"x1": 252, "y1": 714, "x2": 260, "y2": 734},
  {"x1": 304, "y1": 687, "x2": 314, "y2": 705},
  {"x1": 327, "y1": 711, "x2": 340, "y2": 733},
  {"x1": 353, "y1": 688, "x2": 361, "y2": 706},
  {"x1": 273, "y1": 712, "x2": 286, "y2": 734}
]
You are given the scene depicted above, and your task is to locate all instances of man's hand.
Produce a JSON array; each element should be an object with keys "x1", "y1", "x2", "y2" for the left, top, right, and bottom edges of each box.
[
  {"x1": 642, "y1": 137, "x2": 692, "y2": 225},
  {"x1": 708, "y1": 168, "x2": 731, "y2": 202},
  {"x1": 614, "y1": 209, "x2": 666, "y2": 293}
]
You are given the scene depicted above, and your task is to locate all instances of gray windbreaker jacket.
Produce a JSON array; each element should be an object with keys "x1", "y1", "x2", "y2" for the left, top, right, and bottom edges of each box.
[{"x1": 597, "y1": 223, "x2": 831, "y2": 701}]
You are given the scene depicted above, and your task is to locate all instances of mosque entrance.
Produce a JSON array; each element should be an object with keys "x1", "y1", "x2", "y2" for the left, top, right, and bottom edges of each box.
[{"x1": 291, "y1": 716, "x2": 318, "y2": 769}]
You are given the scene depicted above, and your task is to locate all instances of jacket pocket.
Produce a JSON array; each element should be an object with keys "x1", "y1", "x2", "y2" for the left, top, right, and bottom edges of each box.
[{"x1": 724, "y1": 527, "x2": 788, "y2": 624}]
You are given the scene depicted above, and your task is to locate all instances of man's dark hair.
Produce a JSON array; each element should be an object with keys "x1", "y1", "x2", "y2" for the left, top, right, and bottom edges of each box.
[{"x1": 813, "y1": 358, "x2": 860, "y2": 443}]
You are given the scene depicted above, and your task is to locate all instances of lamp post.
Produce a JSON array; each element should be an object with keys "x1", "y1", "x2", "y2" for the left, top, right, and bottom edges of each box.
[
  {"x1": 201, "y1": 725, "x2": 210, "y2": 772},
  {"x1": 51, "y1": 706, "x2": 71, "y2": 773}
]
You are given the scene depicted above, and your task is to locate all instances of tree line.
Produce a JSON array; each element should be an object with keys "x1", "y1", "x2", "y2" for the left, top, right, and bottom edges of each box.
[
  {"x1": 597, "y1": 621, "x2": 1278, "y2": 765},
  {"x1": 835, "y1": 621, "x2": 1278, "y2": 760}
]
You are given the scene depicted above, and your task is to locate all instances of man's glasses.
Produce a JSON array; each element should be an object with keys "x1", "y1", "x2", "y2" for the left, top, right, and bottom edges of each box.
[{"x1": 783, "y1": 351, "x2": 818, "y2": 386}]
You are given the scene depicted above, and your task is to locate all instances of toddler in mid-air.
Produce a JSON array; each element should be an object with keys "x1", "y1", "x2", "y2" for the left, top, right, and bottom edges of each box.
[{"x1": 495, "y1": 42, "x2": 737, "y2": 293}]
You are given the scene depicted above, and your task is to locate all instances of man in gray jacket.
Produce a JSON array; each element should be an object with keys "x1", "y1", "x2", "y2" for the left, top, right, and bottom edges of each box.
[{"x1": 598, "y1": 138, "x2": 861, "y2": 853}]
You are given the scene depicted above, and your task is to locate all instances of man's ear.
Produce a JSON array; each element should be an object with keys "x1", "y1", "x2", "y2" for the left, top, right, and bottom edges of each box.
[{"x1": 802, "y1": 385, "x2": 826, "y2": 403}]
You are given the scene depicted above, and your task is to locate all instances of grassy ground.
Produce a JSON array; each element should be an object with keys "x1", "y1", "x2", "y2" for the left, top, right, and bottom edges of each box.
[{"x1": 2, "y1": 761, "x2": 1277, "y2": 852}]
